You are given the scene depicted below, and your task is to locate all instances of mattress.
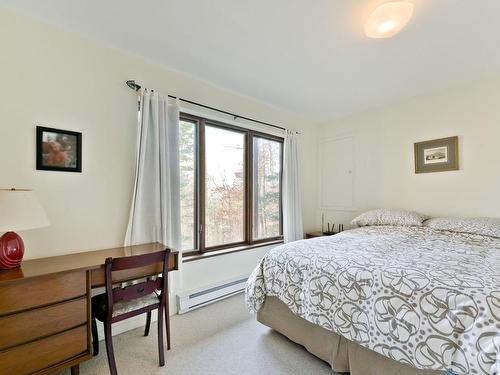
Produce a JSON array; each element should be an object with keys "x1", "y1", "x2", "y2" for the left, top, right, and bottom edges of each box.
[{"x1": 246, "y1": 225, "x2": 500, "y2": 375}]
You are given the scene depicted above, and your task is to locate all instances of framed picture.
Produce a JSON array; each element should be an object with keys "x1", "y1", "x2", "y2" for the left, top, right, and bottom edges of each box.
[
  {"x1": 414, "y1": 136, "x2": 458, "y2": 174},
  {"x1": 36, "y1": 126, "x2": 82, "y2": 172}
]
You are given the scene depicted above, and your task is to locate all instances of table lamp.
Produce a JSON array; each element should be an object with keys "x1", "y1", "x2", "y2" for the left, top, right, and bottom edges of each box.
[{"x1": 0, "y1": 188, "x2": 50, "y2": 269}]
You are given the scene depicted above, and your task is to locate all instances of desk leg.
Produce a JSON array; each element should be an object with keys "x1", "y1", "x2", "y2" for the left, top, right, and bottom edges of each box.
[{"x1": 71, "y1": 365, "x2": 80, "y2": 375}]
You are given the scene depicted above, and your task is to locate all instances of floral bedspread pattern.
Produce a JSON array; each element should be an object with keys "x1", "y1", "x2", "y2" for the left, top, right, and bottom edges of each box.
[{"x1": 245, "y1": 226, "x2": 500, "y2": 375}]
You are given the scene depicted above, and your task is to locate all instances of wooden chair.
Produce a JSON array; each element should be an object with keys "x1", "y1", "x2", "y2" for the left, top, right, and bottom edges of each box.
[{"x1": 91, "y1": 249, "x2": 171, "y2": 375}]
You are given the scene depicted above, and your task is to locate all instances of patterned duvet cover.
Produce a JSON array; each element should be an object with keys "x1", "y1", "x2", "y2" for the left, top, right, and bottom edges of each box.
[{"x1": 245, "y1": 226, "x2": 500, "y2": 375}]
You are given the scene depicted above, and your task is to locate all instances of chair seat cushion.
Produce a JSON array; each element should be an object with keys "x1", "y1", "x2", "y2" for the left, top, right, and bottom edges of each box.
[{"x1": 92, "y1": 292, "x2": 159, "y2": 321}]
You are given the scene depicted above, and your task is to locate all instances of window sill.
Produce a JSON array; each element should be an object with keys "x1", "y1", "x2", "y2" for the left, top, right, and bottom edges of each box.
[{"x1": 182, "y1": 240, "x2": 284, "y2": 263}]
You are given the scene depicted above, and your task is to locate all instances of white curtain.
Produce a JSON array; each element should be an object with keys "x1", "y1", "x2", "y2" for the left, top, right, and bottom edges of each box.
[
  {"x1": 124, "y1": 89, "x2": 182, "y2": 285},
  {"x1": 282, "y1": 130, "x2": 303, "y2": 242}
]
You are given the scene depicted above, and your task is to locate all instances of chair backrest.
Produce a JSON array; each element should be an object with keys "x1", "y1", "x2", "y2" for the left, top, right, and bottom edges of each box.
[{"x1": 104, "y1": 249, "x2": 171, "y2": 320}]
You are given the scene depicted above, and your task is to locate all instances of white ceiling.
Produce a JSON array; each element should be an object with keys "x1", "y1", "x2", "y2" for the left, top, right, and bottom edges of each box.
[{"x1": 2, "y1": 0, "x2": 500, "y2": 122}]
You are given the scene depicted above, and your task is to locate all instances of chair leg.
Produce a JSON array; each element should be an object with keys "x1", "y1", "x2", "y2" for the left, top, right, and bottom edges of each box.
[
  {"x1": 91, "y1": 316, "x2": 99, "y2": 356},
  {"x1": 104, "y1": 321, "x2": 118, "y2": 375},
  {"x1": 157, "y1": 306, "x2": 165, "y2": 366},
  {"x1": 144, "y1": 311, "x2": 151, "y2": 336},
  {"x1": 165, "y1": 297, "x2": 171, "y2": 350}
]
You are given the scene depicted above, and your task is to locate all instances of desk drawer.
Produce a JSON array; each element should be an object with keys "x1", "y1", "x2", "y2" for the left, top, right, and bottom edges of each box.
[
  {"x1": 0, "y1": 271, "x2": 86, "y2": 315},
  {"x1": 0, "y1": 325, "x2": 87, "y2": 375},
  {"x1": 0, "y1": 297, "x2": 87, "y2": 350}
]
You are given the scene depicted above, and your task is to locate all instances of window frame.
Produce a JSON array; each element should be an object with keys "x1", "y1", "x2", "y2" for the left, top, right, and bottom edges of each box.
[{"x1": 180, "y1": 113, "x2": 284, "y2": 257}]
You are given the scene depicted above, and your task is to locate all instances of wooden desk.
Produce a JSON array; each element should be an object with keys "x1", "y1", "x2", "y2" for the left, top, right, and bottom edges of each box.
[{"x1": 0, "y1": 243, "x2": 178, "y2": 375}]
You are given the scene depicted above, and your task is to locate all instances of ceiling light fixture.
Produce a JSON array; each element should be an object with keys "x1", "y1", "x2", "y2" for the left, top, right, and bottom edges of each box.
[{"x1": 365, "y1": 1, "x2": 414, "y2": 38}]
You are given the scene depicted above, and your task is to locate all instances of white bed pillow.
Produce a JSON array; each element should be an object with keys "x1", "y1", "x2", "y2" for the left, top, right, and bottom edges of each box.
[
  {"x1": 424, "y1": 217, "x2": 500, "y2": 238},
  {"x1": 351, "y1": 208, "x2": 428, "y2": 227}
]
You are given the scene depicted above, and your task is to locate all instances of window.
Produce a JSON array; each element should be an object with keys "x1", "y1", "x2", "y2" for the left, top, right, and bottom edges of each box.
[
  {"x1": 205, "y1": 126, "x2": 245, "y2": 247},
  {"x1": 253, "y1": 137, "x2": 282, "y2": 240},
  {"x1": 179, "y1": 119, "x2": 197, "y2": 251},
  {"x1": 178, "y1": 114, "x2": 283, "y2": 255}
]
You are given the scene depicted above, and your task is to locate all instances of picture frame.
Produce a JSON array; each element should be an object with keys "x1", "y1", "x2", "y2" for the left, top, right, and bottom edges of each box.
[
  {"x1": 414, "y1": 136, "x2": 458, "y2": 174},
  {"x1": 36, "y1": 126, "x2": 82, "y2": 172}
]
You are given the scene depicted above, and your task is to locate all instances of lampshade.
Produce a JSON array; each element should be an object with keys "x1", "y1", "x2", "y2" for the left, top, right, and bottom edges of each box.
[
  {"x1": 0, "y1": 189, "x2": 50, "y2": 232},
  {"x1": 365, "y1": 1, "x2": 414, "y2": 38}
]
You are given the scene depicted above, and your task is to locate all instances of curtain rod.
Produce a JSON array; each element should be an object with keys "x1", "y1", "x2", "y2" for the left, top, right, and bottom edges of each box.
[{"x1": 126, "y1": 80, "x2": 298, "y2": 134}]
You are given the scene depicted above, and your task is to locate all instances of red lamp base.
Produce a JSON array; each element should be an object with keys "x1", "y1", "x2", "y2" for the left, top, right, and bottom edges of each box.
[{"x1": 0, "y1": 232, "x2": 25, "y2": 269}]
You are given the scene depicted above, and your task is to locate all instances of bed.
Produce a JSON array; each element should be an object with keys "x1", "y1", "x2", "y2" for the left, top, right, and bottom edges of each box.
[{"x1": 246, "y1": 220, "x2": 500, "y2": 375}]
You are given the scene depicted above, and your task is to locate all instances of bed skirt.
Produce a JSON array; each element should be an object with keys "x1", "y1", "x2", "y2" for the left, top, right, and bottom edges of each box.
[{"x1": 257, "y1": 296, "x2": 441, "y2": 375}]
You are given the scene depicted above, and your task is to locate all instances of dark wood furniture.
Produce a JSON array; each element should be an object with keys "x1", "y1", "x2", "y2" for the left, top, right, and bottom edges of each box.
[
  {"x1": 91, "y1": 250, "x2": 171, "y2": 375},
  {"x1": 0, "y1": 243, "x2": 178, "y2": 375},
  {"x1": 305, "y1": 231, "x2": 335, "y2": 239}
]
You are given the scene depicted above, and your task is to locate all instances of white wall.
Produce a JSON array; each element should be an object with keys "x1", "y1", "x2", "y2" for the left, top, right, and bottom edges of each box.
[
  {"x1": 0, "y1": 9, "x2": 317, "y2": 296},
  {"x1": 316, "y1": 74, "x2": 500, "y2": 227}
]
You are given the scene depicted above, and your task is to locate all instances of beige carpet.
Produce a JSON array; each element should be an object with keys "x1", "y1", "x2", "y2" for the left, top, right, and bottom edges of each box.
[{"x1": 64, "y1": 294, "x2": 336, "y2": 375}]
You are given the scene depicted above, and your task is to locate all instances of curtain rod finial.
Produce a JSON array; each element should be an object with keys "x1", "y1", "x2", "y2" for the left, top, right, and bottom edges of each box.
[{"x1": 126, "y1": 80, "x2": 141, "y2": 91}]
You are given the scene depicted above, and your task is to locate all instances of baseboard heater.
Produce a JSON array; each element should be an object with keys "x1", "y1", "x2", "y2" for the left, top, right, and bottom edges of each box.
[{"x1": 177, "y1": 274, "x2": 249, "y2": 314}]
